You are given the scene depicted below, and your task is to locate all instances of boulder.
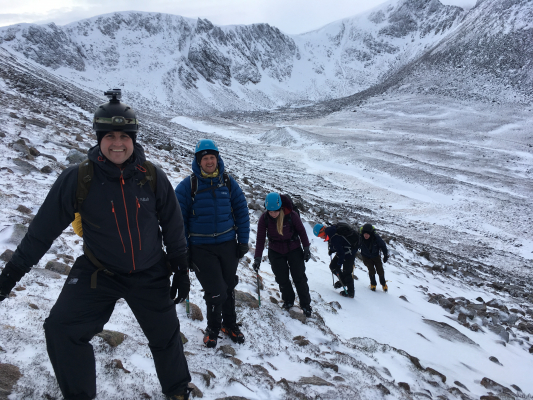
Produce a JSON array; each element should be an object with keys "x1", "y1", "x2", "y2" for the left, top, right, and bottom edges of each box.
[
  {"x1": 480, "y1": 377, "x2": 514, "y2": 395},
  {"x1": 45, "y1": 261, "x2": 71, "y2": 275},
  {"x1": 188, "y1": 382, "x2": 203, "y2": 398},
  {"x1": 234, "y1": 290, "x2": 259, "y2": 308},
  {"x1": 423, "y1": 319, "x2": 478, "y2": 346},
  {"x1": 425, "y1": 367, "x2": 446, "y2": 383},
  {"x1": 0, "y1": 249, "x2": 14, "y2": 262},
  {"x1": 185, "y1": 302, "x2": 203, "y2": 321},
  {"x1": 218, "y1": 345, "x2": 236, "y2": 357},
  {"x1": 0, "y1": 363, "x2": 22, "y2": 399},
  {"x1": 96, "y1": 330, "x2": 125, "y2": 347},
  {"x1": 398, "y1": 382, "x2": 411, "y2": 392},
  {"x1": 298, "y1": 376, "x2": 333, "y2": 386},
  {"x1": 288, "y1": 309, "x2": 306, "y2": 323}
]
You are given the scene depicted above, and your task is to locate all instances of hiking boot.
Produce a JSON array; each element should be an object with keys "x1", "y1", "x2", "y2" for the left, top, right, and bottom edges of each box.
[
  {"x1": 340, "y1": 291, "x2": 354, "y2": 298},
  {"x1": 370, "y1": 285, "x2": 376, "y2": 291},
  {"x1": 203, "y1": 327, "x2": 219, "y2": 348},
  {"x1": 301, "y1": 306, "x2": 312, "y2": 317},
  {"x1": 282, "y1": 301, "x2": 294, "y2": 310},
  {"x1": 221, "y1": 322, "x2": 245, "y2": 344},
  {"x1": 382, "y1": 284, "x2": 388, "y2": 292},
  {"x1": 334, "y1": 281, "x2": 342, "y2": 289},
  {"x1": 166, "y1": 387, "x2": 192, "y2": 400}
]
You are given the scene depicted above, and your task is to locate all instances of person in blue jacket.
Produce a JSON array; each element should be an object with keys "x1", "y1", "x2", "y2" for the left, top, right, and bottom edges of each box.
[
  {"x1": 359, "y1": 223, "x2": 389, "y2": 292},
  {"x1": 175, "y1": 139, "x2": 250, "y2": 348},
  {"x1": 313, "y1": 223, "x2": 358, "y2": 298}
]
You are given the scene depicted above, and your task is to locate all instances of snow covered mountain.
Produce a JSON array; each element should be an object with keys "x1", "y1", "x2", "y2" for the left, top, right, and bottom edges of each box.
[{"x1": 2, "y1": 0, "x2": 530, "y2": 114}]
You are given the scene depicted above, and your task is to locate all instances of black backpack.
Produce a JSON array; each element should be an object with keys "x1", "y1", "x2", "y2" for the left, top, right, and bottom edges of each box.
[{"x1": 334, "y1": 222, "x2": 359, "y2": 248}]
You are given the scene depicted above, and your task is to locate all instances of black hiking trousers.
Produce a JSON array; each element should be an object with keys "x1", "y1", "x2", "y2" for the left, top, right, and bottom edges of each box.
[
  {"x1": 362, "y1": 255, "x2": 386, "y2": 286},
  {"x1": 330, "y1": 250, "x2": 357, "y2": 294},
  {"x1": 268, "y1": 247, "x2": 311, "y2": 308},
  {"x1": 43, "y1": 255, "x2": 191, "y2": 400},
  {"x1": 190, "y1": 240, "x2": 239, "y2": 331}
]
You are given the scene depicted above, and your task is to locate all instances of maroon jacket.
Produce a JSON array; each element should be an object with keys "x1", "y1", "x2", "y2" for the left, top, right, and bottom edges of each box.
[{"x1": 254, "y1": 203, "x2": 310, "y2": 257}]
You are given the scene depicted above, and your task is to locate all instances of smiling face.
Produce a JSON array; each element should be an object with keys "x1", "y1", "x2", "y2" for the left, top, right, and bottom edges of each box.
[
  {"x1": 200, "y1": 154, "x2": 218, "y2": 174},
  {"x1": 100, "y1": 131, "x2": 134, "y2": 167}
]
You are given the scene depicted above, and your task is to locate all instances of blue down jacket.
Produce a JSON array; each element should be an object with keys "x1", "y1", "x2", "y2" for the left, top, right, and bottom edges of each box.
[{"x1": 175, "y1": 155, "x2": 250, "y2": 246}]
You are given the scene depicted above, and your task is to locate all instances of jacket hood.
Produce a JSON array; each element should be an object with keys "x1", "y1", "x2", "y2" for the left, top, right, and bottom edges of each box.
[{"x1": 191, "y1": 153, "x2": 225, "y2": 178}]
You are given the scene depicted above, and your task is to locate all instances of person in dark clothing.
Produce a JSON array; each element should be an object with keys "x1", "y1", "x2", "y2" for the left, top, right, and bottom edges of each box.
[
  {"x1": 175, "y1": 139, "x2": 250, "y2": 348},
  {"x1": 253, "y1": 193, "x2": 313, "y2": 316},
  {"x1": 359, "y1": 223, "x2": 389, "y2": 292},
  {"x1": 0, "y1": 89, "x2": 191, "y2": 400},
  {"x1": 313, "y1": 223, "x2": 358, "y2": 298}
]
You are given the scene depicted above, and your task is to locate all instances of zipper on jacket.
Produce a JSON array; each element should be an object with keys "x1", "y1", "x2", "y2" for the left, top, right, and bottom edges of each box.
[
  {"x1": 111, "y1": 200, "x2": 126, "y2": 253},
  {"x1": 136, "y1": 197, "x2": 142, "y2": 250},
  {"x1": 120, "y1": 171, "x2": 136, "y2": 270}
]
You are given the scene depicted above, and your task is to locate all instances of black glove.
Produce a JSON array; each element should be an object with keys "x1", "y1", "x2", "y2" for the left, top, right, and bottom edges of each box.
[
  {"x1": 328, "y1": 247, "x2": 334, "y2": 256},
  {"x1": 0, "y1": 262, "x2": 25, "y2": 302},
  {"x1": 170, "y1": 269, "x2": 190, "y2": 304},
  {"x1": 303, "y1": 247, "x2": 311, "y2": 262},
  {"x1": 237, "y1": 243, "x2": 249, "y2": 259},
  {"x1": 168, "y1": 252, "x2": 189, "y2": 274},
  {"x1": 383, "y1": 254, "x2": 389, "y2": 263},
  {"x1": 252, "y1": 257, "x2": 261, "y2": 272}
]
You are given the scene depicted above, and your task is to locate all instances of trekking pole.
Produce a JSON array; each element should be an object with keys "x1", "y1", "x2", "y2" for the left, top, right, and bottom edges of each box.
[
  {"x1": 256, "y1": 272, "x2": 261, "y2": 308},
  {"x1": 185, "y1": 269, "x2": 190, "y2": 317}
]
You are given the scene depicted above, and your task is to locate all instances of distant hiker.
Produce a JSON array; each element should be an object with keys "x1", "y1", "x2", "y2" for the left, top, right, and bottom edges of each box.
[
  {"x1": 175, "y1": 139, "x2": 250, "y2": 348},
  {"x1": 360, "y1": 223, "x2": 389, "y2": 292},
  {"x1": 253, "y1": 193, "x2": 313, "y2": 317},
  {"x1": 313, "y1": 222, "x2": 359, "y2": 298},
  {"x1": 0, "y1": 89, "x2": 192, "y2": 400}
]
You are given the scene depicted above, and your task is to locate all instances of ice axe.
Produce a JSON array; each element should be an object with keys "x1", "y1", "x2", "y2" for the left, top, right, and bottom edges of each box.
[
  {"x1": 185, "y1": 268, "x2": 190, "y2": 317},
  {"x1": 256, "y1": 272, "x2": 261, "y2": 307}
]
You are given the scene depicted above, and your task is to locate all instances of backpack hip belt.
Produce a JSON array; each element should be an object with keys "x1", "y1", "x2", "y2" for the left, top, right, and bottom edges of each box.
[{"x1": 189, "y1": 226, "x2": 236, "y2": 238}]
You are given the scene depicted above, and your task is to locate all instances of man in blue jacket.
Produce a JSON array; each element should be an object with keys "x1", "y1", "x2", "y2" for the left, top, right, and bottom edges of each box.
[
  {"x1": 359, "y1": 223, "x2": 389, "y2": 292},
  {"x1": 175, "y1": 139, "x2": 250, "y2": 348},
  {"x1": 0, "y1": 90, "x2": 191, "y2": 400}
]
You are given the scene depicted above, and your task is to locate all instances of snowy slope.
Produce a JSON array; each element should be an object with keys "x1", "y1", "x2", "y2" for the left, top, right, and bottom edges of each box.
[{"x1": 0, "y1": 57, "x2": 532, "y2": 399}]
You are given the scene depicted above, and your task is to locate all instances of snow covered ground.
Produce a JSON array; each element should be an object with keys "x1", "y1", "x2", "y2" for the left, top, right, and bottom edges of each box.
[{"x1": 1, "y1": 90, "x2": 533, "y2": 399}]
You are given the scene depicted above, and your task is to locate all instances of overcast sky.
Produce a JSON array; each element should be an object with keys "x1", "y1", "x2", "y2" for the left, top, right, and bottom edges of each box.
[{"x1": 0, "y1": 0, "x2": 477, "y2": 34}]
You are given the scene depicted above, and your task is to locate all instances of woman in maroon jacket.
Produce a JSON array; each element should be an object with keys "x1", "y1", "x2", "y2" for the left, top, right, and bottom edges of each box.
[{"x1": 252, "y1": 193, "x2": 313, "y2": 316}]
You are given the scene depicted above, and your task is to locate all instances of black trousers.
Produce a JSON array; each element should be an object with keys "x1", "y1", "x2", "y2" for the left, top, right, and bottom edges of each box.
[
  {"x1": 43, "y1": 255, "x2": 191, "y2": 400},
  {"x1": 268, "y1": 247, "x2": 311, "y2": 308},
  {"x1": 190, "y1": 240, "x2": 239, "y2": 331},
  {"x1": 330, "y1": 250, "x2": 357, "y2": 293},
  {"x1": 362, "y1": 255, "x2": 386, "y2": 286}
]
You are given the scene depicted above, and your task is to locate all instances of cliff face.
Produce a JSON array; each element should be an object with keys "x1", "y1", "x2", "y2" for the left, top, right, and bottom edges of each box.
[{"x1": 0, "y1": 0, "x2": 530, "y2": 113}]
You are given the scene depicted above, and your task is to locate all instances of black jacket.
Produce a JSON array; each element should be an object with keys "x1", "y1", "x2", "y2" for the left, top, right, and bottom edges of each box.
[
  {"x1": 359, "y1": 232, "x2": 388, "y2": 259},
  {"x1": 11, "y1": 144, "x2": 187, "y2": 274}
]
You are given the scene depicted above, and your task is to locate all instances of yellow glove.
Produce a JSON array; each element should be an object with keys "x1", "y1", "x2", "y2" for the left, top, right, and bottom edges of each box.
[{"x1": 72, "y1": 212, "x2": 83, "y2": 237}]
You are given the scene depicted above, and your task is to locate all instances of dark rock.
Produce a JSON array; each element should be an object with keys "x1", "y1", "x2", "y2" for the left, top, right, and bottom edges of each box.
[
  {"x1": 399, "y1": 295, "x2": 409, "y2": 302},
  {"x1": 0, "y1": 249, "x2": 14, "y2": 262},
  {"x1": 476, "y1": 297, "x2": 485, "y2": 303},
  {"x1": 269, "y1": 296, "x2": 279, "y2": 304},
  {"x1": 13, "y1": 158, "x2": 39, "y2": 174},
  {"x1": 230, "y1": 357, "x2": 242, "y2": 366},
  {"x1": 28, "y1": 303, "x2": 39, "y2": 309},
  {"x1": 288, "y1": 309, "x2": 306, "y2": 323},
  {"x1": 188, "y1": 382, "x2": 203, "y2": 398},
  {"x1": 329, "y1": 301, "x2": 342, "y2": 310},
  {"x1": 186, "y1": 302, "x2": 203, "y2": 321},
  {"x1": 191, "y1": 371, "x2": 211, "y2": 387},
  {"x1": 418, "y1": 251, "x2": 431, "y2": 261},
  {"x1": 107, "y1": 359, "x2": 130, "y2": 373},
  {"x1": 14, "y1": 286, "x2": 26, "y2": 291},
  {"x1": 425, "y1": 367, "x2": 446, "y2": 383},
  {"x1": 16, "y1": 205, "x2": 32, "y2": 214},
  {"x1": 234, "y1": 290, "x2": 259, "y2": 308},
  {"x1": 480, "y1": 377, "x2": 514, "y2": 395},
  {"x1": 11, "y1": 139, "x2": 31, "y2": 155},
  {"x1": 510, "y1": 384, "x2": 521, "y2": 392},
  {"x1": 41, "y1": 153, "x2": 57, "y2": 161},
  {"x1": 218, "y1": 345, "x2": 236, "y2": 357},
  {"x1": 293, "y1": 336, "x2": 311, "y2": 347},
  {"x1": 214, "y1": 397, "x2": 250, "y2": 400},
  {"x1": 29, "y1": 147, "x2": 40, "y2": 156},
  {"x1": 458, "y1": 313, "x2": 468, "y2": 323},
  {"x1": 0, "y1": 363, "x2": 22, "y2": 399},
  {"x1": 529, "y1": 345, "x2": 533, "y2": 353},
  {"x1": 45, "y1": 261, "x2": 71, "y2": 275},
  {"x1": 454, "y1": 381, "x2": 469, "y2": 391},
  {"x1": 423, "y1": 319, "x2": 478, "y2": 345},
  {"x1": 480, "y1": 396, "x2": 502, "y2": 400},
  {"x1": 180, "y1": 332, "x2": 188, "y2": 344},
  {"x1": 41, "y1": 165, "x2": 53, "y2": 174},
  {"x1": 96, "y1": 330, "x2": 125, "y2": 347},
  {"x1": 298, "y1": 376, "x2": 334, "y2": 386},
  {"x1": 333, "y1": 376, "x2": 345, "y2": 381},
  {"x1": 398, "y1": 382, "x2": 411, "y2": 392},
  {"x1": 376, "y1": 383, "x2": 391, "y2": 395},
  {"x1": 470, "y1": 323, "x2": 483, "y2": 332},
  {"x1": 489, "y1": 356, "x2": 502, "y2": 365},
  {"x1": 304, "y1": 357, "x2": 338, "y2": 372}
]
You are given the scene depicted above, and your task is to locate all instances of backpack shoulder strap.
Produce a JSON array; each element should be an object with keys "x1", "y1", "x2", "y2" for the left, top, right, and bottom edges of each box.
[
  {"x1": 139, "y1": 160, "x2": 157, "y2": 193},
  {"x1": 76, "y1": 159, "x2": 93, "y2": 211},
  {"x1": 190, "y1": 173, "x2": 198, "y2": 202},
  {"x1": 223, "y1": 172, "x2": 232, "y2": 195}
]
